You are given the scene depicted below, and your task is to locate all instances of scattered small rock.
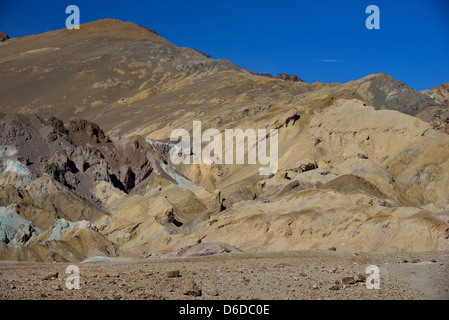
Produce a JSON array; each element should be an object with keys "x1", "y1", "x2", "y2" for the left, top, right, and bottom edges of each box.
[
  {"x1": 411, "y1": 259, "x2": 421, "y2": 263},
  {"x1": 51, "y1": 284, "x2": 63, "y2": 291},
  {"x1": 356, "y1": 274, "x2": 366, "y2": 282},
  {"x1": 342, "y1": 277, "x2": 356, "y2": 285},
  {"x1": 167, "y1": 270, "x2": 180, "y2": 278},
  {"x1": 182, "y1": 278, "x2": 202, "y2": 297},
  {"x1": 207, "y1": 291, "x2": 219, "y2": 296},
  {"x1": 327, "y1": 247, "x2": 337, "y2": 251},
  {"x1": 329, "y1": 284, "x2": 342, "y2": 291},
  {"x1": 42, "y1": 272, "x2": 59, "y2": 281}
]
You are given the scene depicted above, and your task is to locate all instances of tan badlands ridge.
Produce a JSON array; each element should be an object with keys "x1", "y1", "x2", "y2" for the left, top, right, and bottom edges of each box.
[{"x1": 0, "y1": 18, "x2": 448, "y2": 277}]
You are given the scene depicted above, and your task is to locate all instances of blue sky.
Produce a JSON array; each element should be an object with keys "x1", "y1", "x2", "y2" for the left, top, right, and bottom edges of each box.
[{"x1": 1, "y1": 0, "x2": 448, "y2": 90}]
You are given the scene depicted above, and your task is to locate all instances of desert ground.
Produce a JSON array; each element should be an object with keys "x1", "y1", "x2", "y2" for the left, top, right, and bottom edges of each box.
[
  {"x1": 1, "y1": 250, "x2": 448, "y2": 300},
  {"x1": 1, "y1": 20, "x2": 449, "y2": 304}
]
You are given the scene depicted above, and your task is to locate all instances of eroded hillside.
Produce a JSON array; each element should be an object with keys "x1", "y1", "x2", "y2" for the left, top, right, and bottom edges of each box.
[{"x1": 1, "y1": 19, "x2": 448, "y2": 262}]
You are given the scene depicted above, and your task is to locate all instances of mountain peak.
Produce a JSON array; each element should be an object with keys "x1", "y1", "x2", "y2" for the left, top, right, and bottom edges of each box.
[
  {"x1": 421, "y1": 83, "x2": 449, "y2": 108},
  {"x1": 60, "y1": 18, "x2": 169, "y2": 43}
]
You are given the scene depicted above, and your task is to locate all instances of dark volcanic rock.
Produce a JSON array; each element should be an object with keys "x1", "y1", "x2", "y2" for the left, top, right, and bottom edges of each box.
[
  {"x1": 66, "y1": 119, "x2": 110, "y2": 145},
  {"x1": 0, "y1": 32, "x2": 9, "y2": 42},
  {"x1": 48, "y1": 117, "x2": 68, "y2": 136},
  {"x1": 44, "y1": 163, "x2": 69, "y2": 187},
  {"x1": 362, "y1": 73, "x2": 442, "y2": 116},
  {"x1": 0, "y1": 115, "x2": 173, "y2": 202},
  {"x1": 120, "y1": 165, "x2": 136, "y2": 191},
  {"x1": 256, "y1": 72, "x2": 303, "y2": 82},
  {"x1": 274, "y1": 73, "x2": 303, "y2": 82}
]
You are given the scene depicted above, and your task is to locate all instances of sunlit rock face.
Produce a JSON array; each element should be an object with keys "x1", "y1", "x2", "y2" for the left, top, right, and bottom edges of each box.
[{"x1": 0, "y1": 19, "x2": 448, "y2": 262}]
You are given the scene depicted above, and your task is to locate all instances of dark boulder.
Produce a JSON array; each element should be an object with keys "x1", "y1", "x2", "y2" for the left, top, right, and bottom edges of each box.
[{"x1": 0, "y1": 32, "x2": 9, "y2": 42}]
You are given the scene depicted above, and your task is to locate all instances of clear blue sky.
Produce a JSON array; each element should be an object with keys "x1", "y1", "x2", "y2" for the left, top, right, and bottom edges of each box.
[{"x1": 1, "y1": 0, "x2": 448, "y2": 90}]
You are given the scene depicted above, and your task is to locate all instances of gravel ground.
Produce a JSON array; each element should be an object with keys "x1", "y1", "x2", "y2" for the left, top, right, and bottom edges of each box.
[{"x1": 0, "y1": 250, "x2": 448, "y2": 300}]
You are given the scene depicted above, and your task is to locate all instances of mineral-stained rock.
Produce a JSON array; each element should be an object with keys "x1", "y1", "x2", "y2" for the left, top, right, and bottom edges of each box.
[
  {"x1": 421, "y1": 83, "x2": 449, "y2": 108},
  {"x1": 0, "y1": 205, "x2": 41, "y2": 247},
  {"x1": 0, "y1": 19, "x2": 449, "y2": 264}
]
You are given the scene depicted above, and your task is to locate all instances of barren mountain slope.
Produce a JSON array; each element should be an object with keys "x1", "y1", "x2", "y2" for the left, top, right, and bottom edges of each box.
[
  {"x1": 422, "y1": 83, "x2": 449, "y2": 108},
  {"x1": 0, "y1": 19, "x2": 448, "y2": 262},
  {"x1": 420, "y1": 83, "x2": 449, "y2": 134}
]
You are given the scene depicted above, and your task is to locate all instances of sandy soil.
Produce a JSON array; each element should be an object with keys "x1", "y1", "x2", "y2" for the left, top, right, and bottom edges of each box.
[{"x1": 0, "y1": 250, "x2": 448, "y2": 300}]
